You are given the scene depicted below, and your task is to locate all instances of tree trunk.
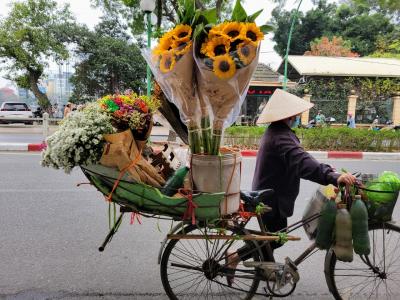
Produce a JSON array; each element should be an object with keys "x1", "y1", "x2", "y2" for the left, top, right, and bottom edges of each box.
[
  {"x1": 156, "y1": 0, "x2": 162, "y2": 29},
  {"x1": 28, "y1": 69, "x2": 51, "y2": 109}
]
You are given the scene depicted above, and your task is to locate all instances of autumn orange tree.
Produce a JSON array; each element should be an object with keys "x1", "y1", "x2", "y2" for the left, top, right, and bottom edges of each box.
[{"x1": 304, "y1": 36, "x2": 359, "y2": 57}]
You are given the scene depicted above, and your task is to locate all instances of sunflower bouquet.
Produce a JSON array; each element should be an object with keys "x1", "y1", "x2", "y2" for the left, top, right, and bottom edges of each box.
[
  {"x1": 144, "y1": 22, "x2": 202, "y2": 154},
  {"x1": 194, "y1": 19, "x2": 264, "y2": 155}
]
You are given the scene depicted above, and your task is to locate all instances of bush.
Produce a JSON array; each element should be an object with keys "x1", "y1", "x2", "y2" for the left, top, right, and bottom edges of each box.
[{"x1": 224, "y1": 126, "x2": 400, "y2": 152}]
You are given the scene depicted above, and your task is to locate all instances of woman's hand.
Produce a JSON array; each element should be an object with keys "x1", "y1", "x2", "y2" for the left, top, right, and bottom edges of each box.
[{"x1": 337, "y1": 173, "x2": 357, "y2": 186}]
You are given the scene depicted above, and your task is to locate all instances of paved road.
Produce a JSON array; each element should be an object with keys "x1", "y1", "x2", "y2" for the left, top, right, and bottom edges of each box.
[
  {"x1": 0, "y1": 126, "x2": 170, "y2": 144},
  {"x1": 0, "y1": 153, "x2": 399, "y2": 300}
]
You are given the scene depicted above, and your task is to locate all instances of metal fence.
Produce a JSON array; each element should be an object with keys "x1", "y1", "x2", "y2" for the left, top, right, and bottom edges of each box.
[
  {"x1": 309, "y1": 98, "x2": 393, "y2": 125},
  {"x1": 309, "y1": 98, "x2": 348, "y2": 123},
  {"x1": 0, "y1": 113, "x2": 59, "y2": 140}
]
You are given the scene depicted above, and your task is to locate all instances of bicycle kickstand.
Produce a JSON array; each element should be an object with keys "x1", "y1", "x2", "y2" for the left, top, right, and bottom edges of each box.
[{"x1": 98, "y1": 212, "x2": 124, "y2": 252}]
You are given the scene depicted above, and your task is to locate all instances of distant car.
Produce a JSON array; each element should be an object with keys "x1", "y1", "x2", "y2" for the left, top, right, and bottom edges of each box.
[{"x1": 0, "y1": 102, "x2": 33, "y2": 124}]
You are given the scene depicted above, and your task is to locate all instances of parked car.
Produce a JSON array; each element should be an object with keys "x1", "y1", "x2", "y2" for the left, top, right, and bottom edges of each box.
[{"x1": 0, "y1": 102, "x2": 33, "y2": 124}]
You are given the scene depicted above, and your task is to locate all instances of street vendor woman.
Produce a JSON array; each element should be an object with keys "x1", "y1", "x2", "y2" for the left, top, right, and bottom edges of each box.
[
  {"x1": 226, "y1": 89, "x2": 356, "y2": 285},
  {"x1": 253, "y1": 89, "x2": 356, "y2": 244}
]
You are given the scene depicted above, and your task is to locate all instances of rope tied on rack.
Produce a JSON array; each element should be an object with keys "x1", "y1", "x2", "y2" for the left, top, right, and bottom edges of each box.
[
  {"x1": 238, "y1": 202, "x2": 256, "y2": 220},
  {"x1": 277, "y1": 232, "x2": 289, "y2": 245},
  {"x1": 180, "y1": 189, "x2": 198, "y2": 225},
  {"x1": 130, "y1": 212, "x2": 142, "y2": 225},
  {"x1": 105, "y1": 151, "x2": 142, "y2": 202}
]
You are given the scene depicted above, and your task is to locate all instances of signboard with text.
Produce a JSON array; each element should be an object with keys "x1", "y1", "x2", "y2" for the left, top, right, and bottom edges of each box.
[{"x1": 247, "y1": 86, "x2": 278, "y2": 96}]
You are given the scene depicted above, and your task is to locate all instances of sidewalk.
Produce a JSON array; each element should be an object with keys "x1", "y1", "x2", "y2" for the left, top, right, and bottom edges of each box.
[{"x1": 1, "y1": 140, "x2": 399, "y2": 160}]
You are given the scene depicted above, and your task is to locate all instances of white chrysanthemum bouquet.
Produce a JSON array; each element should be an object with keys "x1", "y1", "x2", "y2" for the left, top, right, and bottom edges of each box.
[{"x1": 41, "y1": 103, "x2": 114, "y2": 173}]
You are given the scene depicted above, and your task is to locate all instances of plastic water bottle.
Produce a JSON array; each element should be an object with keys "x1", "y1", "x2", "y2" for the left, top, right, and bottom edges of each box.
[
  {"x1": 334, "y1": 204, "x2": 353, "y2": 262},
  {"x1": 315, "y1": 199, "x2": 337, "y2": 250},
  {"x1": 351, "y1": 195, "x2": 370, "y2": 255}
]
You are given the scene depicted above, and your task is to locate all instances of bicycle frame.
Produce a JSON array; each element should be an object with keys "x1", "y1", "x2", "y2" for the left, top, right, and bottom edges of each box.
[{"x1": 157, "y1": 211, "x2": 322, "y2": 269}]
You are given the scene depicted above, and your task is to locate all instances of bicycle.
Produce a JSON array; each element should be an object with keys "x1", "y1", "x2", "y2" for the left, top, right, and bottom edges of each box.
[{"x1": 158, "y1": 185, "x2": 400, "y2": 299}]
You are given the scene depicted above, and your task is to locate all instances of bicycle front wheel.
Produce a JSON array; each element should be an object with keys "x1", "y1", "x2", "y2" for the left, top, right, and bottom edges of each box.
[
  {"x1": 160, "y1": 224, "x2": 263, "y2": 300},
  {"x1": 325, "y1": 222, "x2": 400, "y2": 299}
]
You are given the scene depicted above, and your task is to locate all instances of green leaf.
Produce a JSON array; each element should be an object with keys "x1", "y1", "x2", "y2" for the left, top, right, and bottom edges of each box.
[
  {"x1": 193, "y1": 23, "x2": 205, "y2": 42},
  {"x1": 247, "y1": 9, "x2": 263, "y2": 22},
  {"x1": 183, "y1": 0, "x2": 196, "y2": 23},
  {"x1": 231, "y1": 0, "x2": 247, "y2": 22},
  {"x1": 259, "y1": 24, "x2": 274, "y2": 34},
  {"x1": 201, "y1": 8, "x2": 217, "y2": 24}
]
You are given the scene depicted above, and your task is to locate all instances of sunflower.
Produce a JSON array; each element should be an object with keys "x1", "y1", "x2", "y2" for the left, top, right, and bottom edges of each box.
[
  {"x1": 241, "y1": 23, "x2": 264, "y2": 43},
  {"x1": 208, "y1": 23, "x2": 228, "y2": 39},
  {"x1": 171, "y1": 24, "x2": 192, "y2": 42},
  {"x1": 213, "y1": 54, "x2": 236, "y2": 79},
  {"x1": 173, "y1": 40, "x2": 192, "y2": 56},
  {"x1": 153, "y1": 35, "x2": 173, "y2": 55},
  {"x1": 159, "y1": 51, "x2": 176, "y2": 73},
  {"x1": 237, "y1": 42, "x2": 257, "y2": 65},
  {"x1": 221, "y1": 22, "x2": 243, "y2": 41},
  {"x1": 201, "y1": 36, "x2": 231, "y2": 58}
]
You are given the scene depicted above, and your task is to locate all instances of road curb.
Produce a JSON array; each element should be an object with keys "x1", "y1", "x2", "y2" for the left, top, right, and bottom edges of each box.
[
  {"x1": 239, "y1": 150, "x2": 400, "y2": 160},
  {"x1": 0, "y1": 142, "x2": 46, "y2": 152},
  {"x1": 1, "y1": 142, "x2": 399, "y2": 160}
]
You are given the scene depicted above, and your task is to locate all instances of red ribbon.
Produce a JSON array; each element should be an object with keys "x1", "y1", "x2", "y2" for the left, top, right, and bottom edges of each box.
[
  {"x1": 183, "y1": 192, "x2": 198, "y2": 225},
  {"x1": 238, "y1": 202, "x2": 256, "y2": 220},
  {"x1": 130, "y1": 212, "x2": 142, "y2": 225}
]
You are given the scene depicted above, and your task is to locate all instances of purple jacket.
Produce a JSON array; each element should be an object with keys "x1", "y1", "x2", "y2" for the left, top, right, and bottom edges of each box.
[{"x1": 252, "y1": 121, "x2": 340, "y2": 217}]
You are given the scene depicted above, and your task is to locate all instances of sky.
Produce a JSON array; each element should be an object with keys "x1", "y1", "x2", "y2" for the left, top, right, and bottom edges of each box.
[{"x1": 0, "y1": 0, "x2": 316, "y2": 90}]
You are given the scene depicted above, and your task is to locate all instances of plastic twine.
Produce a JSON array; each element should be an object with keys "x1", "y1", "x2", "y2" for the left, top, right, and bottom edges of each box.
[
  {"x1": 239, "y1": 202, "x2": 256, "y2": 220},
  {"x1": 130, "y1": 212, "x2": 142, "y2": 225},
  {"x1": 182, "y1": 190, "x2": 198, "y2": 225},
  {"x1": 106, "y1": 150, "x2": 142, "y2": 202},
  {"x1": 277, "y1": 232, "x2": 289, "y2": 245}
]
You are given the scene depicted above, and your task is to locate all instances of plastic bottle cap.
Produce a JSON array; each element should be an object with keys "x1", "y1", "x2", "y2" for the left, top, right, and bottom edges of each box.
[
  {"x1": 338, "y1": 203, "x2": 347, "y2": 209},
  {"x1": 355, "y1": 195, "x2": 361, "y2": 200}
]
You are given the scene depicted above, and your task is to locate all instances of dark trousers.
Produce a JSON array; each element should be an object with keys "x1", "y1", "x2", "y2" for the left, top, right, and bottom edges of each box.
[{"x1": 237, "y1": 209, "x2": 287, "y2": 261}]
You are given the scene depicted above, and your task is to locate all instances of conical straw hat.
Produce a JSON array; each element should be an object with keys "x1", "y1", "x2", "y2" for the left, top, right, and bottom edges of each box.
[{"x1": 256, "y1": 89, "x2": 314, "y2": 124}]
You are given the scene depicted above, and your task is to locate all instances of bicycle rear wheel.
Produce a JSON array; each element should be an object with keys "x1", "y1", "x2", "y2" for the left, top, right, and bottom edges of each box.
[
  {"x1": 325, "y1": 222, "x2": 400, "y2": 299},
  {"x1": 160, "y1": 224, "x2": 263, "y2": 300}
]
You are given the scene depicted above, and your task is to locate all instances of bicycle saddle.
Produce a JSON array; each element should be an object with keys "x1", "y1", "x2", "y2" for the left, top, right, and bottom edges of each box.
[{"x1": 240, "y1": 189, "x2": 274, "y2": 212}]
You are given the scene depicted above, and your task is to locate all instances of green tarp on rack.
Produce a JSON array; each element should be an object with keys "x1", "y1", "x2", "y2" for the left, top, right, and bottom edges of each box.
[{"x1": 81, "y1": 164, "x2": 224, "y2": 220}]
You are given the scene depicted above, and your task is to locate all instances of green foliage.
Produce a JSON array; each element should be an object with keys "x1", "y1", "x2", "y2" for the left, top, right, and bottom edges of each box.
[
  {"x1": 271, "y1": 1, "x2": 397, "y2": 57},
  {"x1": 0, "y1": 0, "x2": 81, "y2": 108},
  {"x1": 224, "y1": 126, "x2": 400, "y2": 152},
  {"x1": 351, "y1": 0, "x2": 400, "y2": 14},
  {"x1": 294, "y1": 77, "x2": 400, "y2": 123},
  {"x1": 93, "y1": 0, "x2": 235, "y2": 37},
  {"x1": 232, "y1": 0, "x2": 247, "y2": 22},
  {"x1": 369, "y1": 31, "x2": 400, "y2": 59},
  {"x1": 70, "y1": 16, "x2": 147, "y2": 103}
]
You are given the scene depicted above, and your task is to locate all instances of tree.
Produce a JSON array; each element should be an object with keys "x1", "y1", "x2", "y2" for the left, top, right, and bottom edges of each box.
[
  {"x1": 304, "y1": 36, "x2": 359, "y2": 57},
  {"x1": 369, "y1": 30, "x2": 400, "y2": 58},
  {"x1": 351, "y1": 0, "x2": 400, "y2": 15},
  {"x1": 271, "y1": 0, "x2": 397, "y2": 57},
  {"x1": 70, "y1": 16, "x2": 147, "y2": 102},
  {"x1": 0, "y1": 0, "x2": 79, "y2": 109},
  {"x1": 272, "y1": 1, "x2": 337, "y2": 57}
]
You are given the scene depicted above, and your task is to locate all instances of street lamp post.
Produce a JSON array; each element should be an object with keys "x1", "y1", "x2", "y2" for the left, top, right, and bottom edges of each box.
[
  {"x1": 140, "y1": 0, "x2": 156, "y2": 98},
  {"x1": 283, "y1": 0, "x2": 304, "y2": 91}
]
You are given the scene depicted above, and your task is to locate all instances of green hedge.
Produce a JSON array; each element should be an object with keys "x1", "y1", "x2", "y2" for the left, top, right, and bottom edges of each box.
[{"x1": 224, "y1": 126, "x2": 400, "y2": 152}]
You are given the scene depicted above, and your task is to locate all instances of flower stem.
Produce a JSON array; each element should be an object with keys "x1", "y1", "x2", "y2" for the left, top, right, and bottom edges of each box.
[
  {"x1": 188, "y1": 125, "x2": 202, "y2": 154},
  {"x1": 210, "y1": 128, "x2": 222, "y2": 155},
  {"x1": 201, "y1": 116, "x2": 212, "y2": 154}
]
